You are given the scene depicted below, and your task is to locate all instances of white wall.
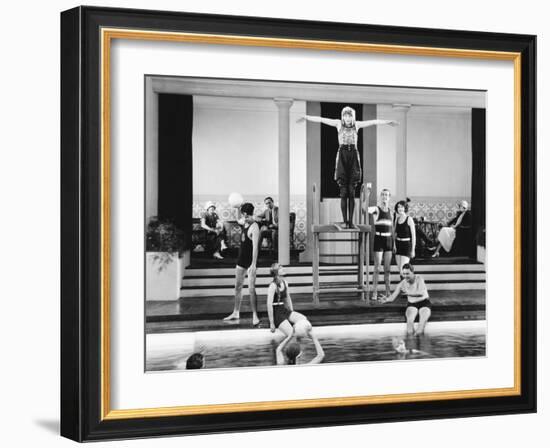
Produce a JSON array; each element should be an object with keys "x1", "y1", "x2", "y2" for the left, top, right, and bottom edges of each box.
[
  {"x1": 377, "y1": 105, "x2": 472, "y2": 199},
  {"x1": 192, "y1": 96, "x2": 306, "y2": 196},
  {"x1": 2, "y1": 1, "x2": 546, "y2": 448}
]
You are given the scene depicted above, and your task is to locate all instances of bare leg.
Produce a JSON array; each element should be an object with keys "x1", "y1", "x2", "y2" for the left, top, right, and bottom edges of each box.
[
  {"x1": 224, "y1": 265, "x2": 245, "y2": 320},
  {"x1": 416, "y1": 307, "x2": 431, "y2": 335},
  {"x1": 383, "y1": 250, "x2": 392, "y2": 297},
  {"x1": 395, "y1": 254, "x2": 402, "y2": 278},
  {"x1": 405, "y1": 306, "x2": 418, "y2": 335},
  {"x1": 288, "y1": 311, "x2": 306, "y2": 324},
  {"x1": 340, "y1": 198, "x2": 348, "y2": 226},
  {"x1": 338, "y1": 183, "x2": 348, "y2": 226},
  {"x1": 248, "y1": 268, "x2": 259, "y2": 326},
  {"x1": 347, "y1": 184, "x2": 356, "y2": 226},
  {"x1": 373, "y1": 251, "x2": 383, "y2": 300},
  {"x1": 395, "y1": 255, "x2": 410, "y2": 279}
]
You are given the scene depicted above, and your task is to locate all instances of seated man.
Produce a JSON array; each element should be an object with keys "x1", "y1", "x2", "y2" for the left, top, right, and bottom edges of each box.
[
  {"x1": 200, "y1": 201, "x2": 227, "y2": 259},
  {"x1": 432, "y1": 200, "x2": 472, "y2": 257},
  {"x1": 257, "y1": 196, "x2": 279, "y2": 251}
]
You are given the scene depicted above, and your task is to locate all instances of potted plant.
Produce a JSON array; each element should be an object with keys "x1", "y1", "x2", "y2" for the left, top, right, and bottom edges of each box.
[
  {"x1": 476, "y1": 226, "x2": 486, "y2": 264},
  {"x1": 145, "y1": 217, "x2": 186, "y2": 301}
]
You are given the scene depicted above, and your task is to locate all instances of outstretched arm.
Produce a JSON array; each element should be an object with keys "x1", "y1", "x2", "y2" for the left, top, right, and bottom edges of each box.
[
  {"x1": 308, "y1": 332, "x2": 325, "y2": 364},
  {"x1": 383, "y1": 280, "x2": 405, "y2": 303},
  {"x1": 356, "y1": 119, "x2": 398, "y2": 129},
  {"x1": 276, "y1": 333, "x2": 293, "y2": 365},
  {"x1": 297, "y1": 115, "x2": 340, "y2": 127}
]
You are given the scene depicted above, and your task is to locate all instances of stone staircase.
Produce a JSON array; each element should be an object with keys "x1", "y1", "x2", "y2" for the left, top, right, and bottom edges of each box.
[{"x1": 180, "y1": 262, "x2": 485, "y2": 299}]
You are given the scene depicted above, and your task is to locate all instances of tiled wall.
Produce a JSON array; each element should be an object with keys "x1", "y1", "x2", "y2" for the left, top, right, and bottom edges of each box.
[
  {"x1": 193, "y1": 196, "x2": 469, "y2": 251},
  {"x1": 407, "y1": 197, "x2": 471, "y2": 223},
  {"x1": 193, "y1": 195, "x2": 308, "y2": 250}
]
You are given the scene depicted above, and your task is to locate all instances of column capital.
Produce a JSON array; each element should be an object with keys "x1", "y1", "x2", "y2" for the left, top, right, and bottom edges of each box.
[
  {"x1": 392, "y1": 103, "x2": 412, "y2": 112},
  {"x1": 274, "y1": 97, "x2": 294, "y2": 108}
]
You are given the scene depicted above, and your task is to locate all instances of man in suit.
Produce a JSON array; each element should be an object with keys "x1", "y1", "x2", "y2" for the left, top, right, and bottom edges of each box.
[{"x1": 258, "y1": 196, "x2": 279, "y2": 251}]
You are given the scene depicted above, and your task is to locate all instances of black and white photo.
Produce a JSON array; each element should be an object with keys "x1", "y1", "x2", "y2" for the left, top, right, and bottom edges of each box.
[{"x1": 144, "y1": 77, "x2": 487, "y2": 371}]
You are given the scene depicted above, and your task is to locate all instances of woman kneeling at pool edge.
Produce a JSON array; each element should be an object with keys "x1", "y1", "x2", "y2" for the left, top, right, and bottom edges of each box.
[{"x1": 267, "y1": 263, "x2": 324, "y2": 365}]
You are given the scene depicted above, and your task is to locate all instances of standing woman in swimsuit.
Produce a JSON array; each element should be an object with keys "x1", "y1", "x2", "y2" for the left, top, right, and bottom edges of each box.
[
  {"x1": 224, "y1": 202, "x2": 261, "y2": 326},
  {"x1": 393, "y1": 199, "x2": 416, "y2": 275},
  {"x1": 267, "y1": 263, "x2": 325, "y2": 365},
  {"x1": 368, "y1": 188, "x2": 394, "y2": 301},
  {"x1": 298, "y1": 107, "x2": 397, "y2": 228},
  {"x1": 382, "y1": 263, "x2": 431, "y2": 335}
]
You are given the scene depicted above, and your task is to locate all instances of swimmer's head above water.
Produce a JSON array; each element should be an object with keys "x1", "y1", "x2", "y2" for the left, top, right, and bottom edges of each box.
[
  {"x1": 392, "y1": 338, "x2": 408, "y2": 354},
  {"x1": 186, "y1": 352, "x2": 205, "y2": 369},
  {"x1": 285, "y1": 342, "x2": 302, "y2": 365}
]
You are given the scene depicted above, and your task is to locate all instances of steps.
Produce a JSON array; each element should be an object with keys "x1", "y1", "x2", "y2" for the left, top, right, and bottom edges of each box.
[{"x1": 180, "y1": 262, "x2": 486, "y2": 298}]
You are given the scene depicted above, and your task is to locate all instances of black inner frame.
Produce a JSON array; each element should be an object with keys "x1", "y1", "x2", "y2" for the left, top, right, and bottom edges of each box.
[{"x1": 60, "y1": 6, "x2": 537, "y2": 442}]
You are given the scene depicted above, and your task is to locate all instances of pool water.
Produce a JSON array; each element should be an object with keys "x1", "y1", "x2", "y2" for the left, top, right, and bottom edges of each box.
[{"x1": 146, "y1": 327, "x2": 486, "y2": 372}]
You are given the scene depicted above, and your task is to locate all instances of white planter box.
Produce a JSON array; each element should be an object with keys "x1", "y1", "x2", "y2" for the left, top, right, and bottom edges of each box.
[
  {"x1": 477, "y1": 245, "x2": 486, "y2": 265},
  {"x1": 146, "y1": 252, "x2": 184, "y2": 301}
]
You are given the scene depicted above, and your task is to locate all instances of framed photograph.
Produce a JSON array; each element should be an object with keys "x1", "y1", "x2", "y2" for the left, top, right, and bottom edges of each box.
[{"x1": 61, "y1": 6, "x2": 536, "y2": 442}]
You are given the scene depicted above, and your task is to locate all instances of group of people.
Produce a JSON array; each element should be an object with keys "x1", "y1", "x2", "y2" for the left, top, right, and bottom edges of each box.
[
  {"x1": 199, "y1": 197, "x2": 279, "y2": 261},
  {"x1": 187, "y1": 105, "x2": 473, "y2": 368},
  {"x1": 368, "y1": 187, "x2": 472, "y2": 334}
]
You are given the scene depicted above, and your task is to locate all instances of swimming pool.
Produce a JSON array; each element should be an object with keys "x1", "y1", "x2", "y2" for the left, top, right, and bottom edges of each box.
[{"x1": 146, "y1": 320, "x2": 486, "y2": 372}]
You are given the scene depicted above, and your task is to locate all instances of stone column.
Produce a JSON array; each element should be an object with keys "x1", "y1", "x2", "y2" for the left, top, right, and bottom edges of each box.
[
  {"x1": 393, "y1": 104, "x2": 411, "y2": 200},
  {"x1": 274, "y1": 98, "x2": 294, "y2": 265},
  {"x1": 145, "y1": 77, "x2": 159, "y2": 224},
  {"x1": 300, "y1": 102, "x2": 321, "y2": 263}
]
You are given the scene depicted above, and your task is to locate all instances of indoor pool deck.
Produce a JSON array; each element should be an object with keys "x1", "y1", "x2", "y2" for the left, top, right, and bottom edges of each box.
[{"x1": 146, "y1": 289, "x2": 485, "y2": 334}]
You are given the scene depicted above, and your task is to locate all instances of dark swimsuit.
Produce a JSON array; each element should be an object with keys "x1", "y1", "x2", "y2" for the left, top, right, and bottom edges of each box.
[
  {"x1": 237, "y1": 223, "x2": 257, "y2": 268},
  {"x1": 272, "y1": 280, "x2": 292, "y2": 327},
  {"x1": 395, "y1": 216, "x2": 412, "y2": 256},
  {"x1": 374, "y1": 206, "x2": 393, "y2": 252},
  {"x1": 407, "y1": 299, "x2": 432, "y2": 310}
]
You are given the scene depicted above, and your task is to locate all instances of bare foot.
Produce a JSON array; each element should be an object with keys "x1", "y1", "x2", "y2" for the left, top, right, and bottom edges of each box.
[
  {"x1": 223, "y1": 311, "x2": 240, "y2": 321},
  {"x1": 252, "y1": 315, "x2": 260, "y2": 327}
]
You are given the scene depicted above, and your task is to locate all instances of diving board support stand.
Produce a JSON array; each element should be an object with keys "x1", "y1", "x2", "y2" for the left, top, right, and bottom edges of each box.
[{"x1": 311, "y1": 183, "x2": 372, "y2": 305}]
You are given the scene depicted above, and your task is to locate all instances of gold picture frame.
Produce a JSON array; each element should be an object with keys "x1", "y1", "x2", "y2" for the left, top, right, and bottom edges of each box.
[{"x1": 61, "y1": 6, "x2": 536, "y2": 441}]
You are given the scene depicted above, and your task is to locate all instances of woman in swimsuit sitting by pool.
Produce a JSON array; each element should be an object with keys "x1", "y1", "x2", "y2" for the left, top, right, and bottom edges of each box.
[
  {"x1": 267, "y1": 263, "x2": 324, "y2": 365},
  {"x1": 381, "y1": 263, "x2": 431, "y2": 335}
]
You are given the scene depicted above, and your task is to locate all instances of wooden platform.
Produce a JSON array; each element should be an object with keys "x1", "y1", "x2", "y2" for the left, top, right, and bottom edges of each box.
[
  {"x1": 313, "y1": 223, "x2": 371, "y2": 233},
  {"x1": 312, "y1": 222, "x2": 371, "y2": 303}
]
